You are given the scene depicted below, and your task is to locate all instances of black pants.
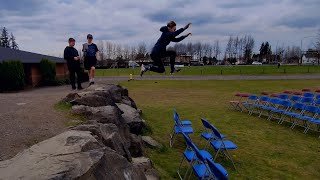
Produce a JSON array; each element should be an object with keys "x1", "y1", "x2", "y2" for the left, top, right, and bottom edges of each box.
[
  {"x1": 150, "y1": 50, "x2": 176, "y2": 73},
  {"x1": 69, "y1": 66, "x2": 82, "y2": 88}
]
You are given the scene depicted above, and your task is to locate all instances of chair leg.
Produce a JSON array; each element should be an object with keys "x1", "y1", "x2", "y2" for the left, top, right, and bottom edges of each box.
[
  {"x1": 170, "y1": 133, "x2": 176, "y2": 148},
  {"x1": 177, "y1": 156, "x2": 185, "y2": 180},
  {"x1": 225, "y1": 150, "x2": 237, "y2": 170}
]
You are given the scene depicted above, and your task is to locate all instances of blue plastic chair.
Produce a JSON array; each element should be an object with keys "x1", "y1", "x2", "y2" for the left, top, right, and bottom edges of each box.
[
  {"x1": 242, "y1": 95, "x2": 259, "y2": 115},
  {"x1": 209, "y1": 126, "x2": 237, "y2": 170},
  {"x1": 279, "y1": 102, "x2": 306, "y2": 125},
  {"x1": 206, "y1": 158, "x2": 229, "y2": 180},
  {"x1": 170, "y1": 109, "x2": 194, "y2": 147},
  {"x1": 259, "y1": 98, "x2": 281, "y2": 117},
  {"x1": 289, "y1": 95, "x2": 302, "y2": 102},
  {"x1": 300, "y1": 97, "x2": 314, "y2": 105},
  {"x1": 313, "y1": 99, "x2": 320, "y2": 106},
  {"x1": 316, "y1": 94, "x2": 320, "y2": 99},
  {"x1": 174, "y1": 109, "x2": 192, "y2": 126},
  {"x1": 278, "y1": 94, "x2": 289, "y2": 100},
  {"x1": 267, "y1": 100, "x2": 292, "y2": 121},
  {"x1": 303, "y1": 92, "x2": 315, "y2": 98},
  {"x1": 200, "y1": 118, "x2": 225, "y2": 149},
  {"x1": 291, "y1": 105, "x2": 319, "y2": 129},
  {"x1": 177, "y1": 132, "x2": 213, "y2": 180}
]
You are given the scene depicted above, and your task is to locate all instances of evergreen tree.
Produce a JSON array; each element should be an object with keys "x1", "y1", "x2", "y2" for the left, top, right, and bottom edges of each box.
[
  {"x1": 1, "y1": 27, "x2": 10, "y2": 48},
  {"x1": 9, "y1": 33, "x2": 18, "y2": 49},
  {"x1": 260, "y1": 42, "x2": 265, "y2": 55}
]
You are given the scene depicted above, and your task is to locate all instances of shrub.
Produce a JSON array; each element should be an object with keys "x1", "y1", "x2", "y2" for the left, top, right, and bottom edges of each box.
[
  {"x1": 39, "y1": 59, "x2": 57, "y2": 86},
  {"x1": 0, "y1": 60, "x2": 25, "y2": 91}
]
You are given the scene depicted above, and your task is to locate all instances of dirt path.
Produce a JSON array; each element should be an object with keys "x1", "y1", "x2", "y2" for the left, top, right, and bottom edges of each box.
[{"x1": 0, "y1": 85, "x2": 75, "y2": 160}]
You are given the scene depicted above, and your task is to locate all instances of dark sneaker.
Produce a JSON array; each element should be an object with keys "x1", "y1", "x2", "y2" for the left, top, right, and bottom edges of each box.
[
  {"x1": 89, "y1": 82, "x2": 94, "y2": 86},
  {"x1": 176, "y1": 69, "x2": 181, "y2": 73},
  {"x1": 72, "y1": 86, "x2": 76, "y2": 90},
  {"x1": 77, "y1": 86, "x2": 84, "y2": 90}
]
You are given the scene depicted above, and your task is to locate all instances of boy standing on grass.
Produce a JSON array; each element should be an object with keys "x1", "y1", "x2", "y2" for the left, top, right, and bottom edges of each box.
[
  {"x1": 140, "y1": 21, "x2": 192, "y2": 77},
  {"x1": 64, "y1": 38, "x2": 83, "y2": 90},
  {"x1": 83, "y1": 34, "x2": 99, "y2": 85}
]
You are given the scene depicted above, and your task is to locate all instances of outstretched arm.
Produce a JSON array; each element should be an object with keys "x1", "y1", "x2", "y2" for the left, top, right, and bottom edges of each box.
[
  {"x1": 172, "y1": 33, "x2": 192, "y2": 42},
  {"x1": 169, "y1": 22, "x2": 192, "y2": 37}
]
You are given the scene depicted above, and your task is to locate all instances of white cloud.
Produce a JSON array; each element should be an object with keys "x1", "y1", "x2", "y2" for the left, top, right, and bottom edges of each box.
[{"x1": 0, "y1": 0, "x2": 319, "y2": 56}]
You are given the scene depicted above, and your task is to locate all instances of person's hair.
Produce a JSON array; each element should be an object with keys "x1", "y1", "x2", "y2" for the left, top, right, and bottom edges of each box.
[
  {"x1": 167, "y1": 21, "x2": 176, "y2": 28},
  {"x1": 87, "y1": 34, "x2": 93, "y2": 39},
  {"x1": 68, "y1": 38, "x2": 75, "y2": 43}
]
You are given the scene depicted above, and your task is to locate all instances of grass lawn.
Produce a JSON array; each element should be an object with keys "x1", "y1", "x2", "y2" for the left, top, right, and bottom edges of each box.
[
  {"x1": 119, "y1": 80, "x2": 320, "y2": 179},
  {"x1": 96, "y1": 65, "x2": 320, "y2": 76}
]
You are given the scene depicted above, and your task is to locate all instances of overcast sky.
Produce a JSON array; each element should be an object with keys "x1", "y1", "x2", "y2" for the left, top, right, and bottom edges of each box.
[{"x1": 0, "y1": 0, "x2": 319, "y2": 57}]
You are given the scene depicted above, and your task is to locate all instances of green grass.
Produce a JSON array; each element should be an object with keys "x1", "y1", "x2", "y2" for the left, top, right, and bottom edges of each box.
[
  {"x1": 54, "y1": 102, "x2": 87, "y2": 127},
  {"x1": 119, "y1": 80, "x2": 320, "y2": 179},
  {"x1": 96, "y1": 65, "x2": 320, "y2": 76}
]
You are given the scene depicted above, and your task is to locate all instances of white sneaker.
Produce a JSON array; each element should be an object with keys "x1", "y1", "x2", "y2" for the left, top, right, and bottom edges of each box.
[{"x1": 140, "y1": 64, "x2": 149, "y2": 77}]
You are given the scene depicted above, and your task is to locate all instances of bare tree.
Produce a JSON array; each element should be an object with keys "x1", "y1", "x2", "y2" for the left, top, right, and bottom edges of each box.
[
  {"x1": 106, "y1": 41, "x2": 113, "y2": 59},
  {"x1": 213, "y1": 40, "x2": 221, "y2": 60},
  {"x1": 225, "y1": 36, "x2": 233, "y2": 59},
  {"x1": 97, "y1": 40, "x2": 105, "y2": 60},
  {"x1": 130, "y1": 46, "x2": 136, "y2": 60},
  {"x1": 316, "y1": 29, "x2": 320, "y2": 52},
  {"x1": 137, "y1": 42, "x2": 147, "y2": 55},
  {"x1": 123, "y1": 45, "x2": 130, "y2": 60}
]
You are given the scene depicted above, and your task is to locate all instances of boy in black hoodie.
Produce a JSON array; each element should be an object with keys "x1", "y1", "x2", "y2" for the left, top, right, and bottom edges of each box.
[
  {"x1": 141, "y1": 21, "x2": 192, "y2": 76},
  {"x1": 64, "y1": 38, "x2": 83, "y2": 90}
]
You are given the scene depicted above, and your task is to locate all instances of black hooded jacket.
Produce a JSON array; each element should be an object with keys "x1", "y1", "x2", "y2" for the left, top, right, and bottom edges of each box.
[{"x1": 151, "y1": 26, "x2": 187, "y2": 55}]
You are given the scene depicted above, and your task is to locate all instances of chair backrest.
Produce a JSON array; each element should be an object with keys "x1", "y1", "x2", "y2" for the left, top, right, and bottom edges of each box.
[
  {"x1": 201, "y1": 118, "x2": 220, "y2": 137},
  {"x1": 304, "y1": 105, "x2": 319, "y2": 114},
  {"x1": 259, "y1": 96, "x2": 270, "y2": 102},
  {"x1": 316, "y1": 94, "x2": 320, "y2": 100},
  {"x1": 248, "y1": 95, "x2": 259, "y2": 101},
  {"x1": 173, "y1": 109, "x2": 182, "y2": 126},
  {"x1": 303, "y1": 92, "x2": 315, "y2": 98},
  {"x1": 291, "y1": 102, "x2": 306, "y2": 110},
  {"x1": 290, "y1": 95, "x2": 302, "y2": 102},
  {"x1": 210, "y1": 125, "x2": 224, "y2": 139},
  {"x1": 182, "y1": 133, "x2": 206, "y2": 162},
  {"x1": 300, "y1": 97, "x2": 314, "y2": 104},
  {"x1": 269, "y1": 98, "x2": 281, "y2": 105},
  {"x1": 279, "y1": 100, "x2": 291, "y2": 108},
  {"x1": 206, "y1": 158, "x2": 228, "y2": 180},
  {"x1": 278, "y1": 94, "x2": 289, "y2": 100},
  {"x1": 201, "y1": 118, "x2": 212, "y2": 129}
]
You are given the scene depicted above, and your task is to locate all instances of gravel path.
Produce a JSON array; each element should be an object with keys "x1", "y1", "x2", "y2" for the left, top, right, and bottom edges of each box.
[
  {"x1": 96, "y1": 74, "x2": 320, "y2": 81},
  {"x1": 0, "y1": 85, "x2": 74, "y2": 160}
]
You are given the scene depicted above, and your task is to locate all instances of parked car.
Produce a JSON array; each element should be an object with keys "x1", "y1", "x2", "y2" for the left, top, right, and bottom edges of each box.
[
  {"x1": 128, "y1": 60, "x2": 140, "y2": 68},
  {"x1": 252, "y1": 61, "x2": 262, "y2": 65}
]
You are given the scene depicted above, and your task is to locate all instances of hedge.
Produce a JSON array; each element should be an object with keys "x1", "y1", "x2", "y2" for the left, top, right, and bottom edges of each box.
[
  {"x1": 0, "y1": 60, "x2": 25, "y2": 91},
  {"x1": 39, "y1": 59, "x2": 57, "y2": 86}
]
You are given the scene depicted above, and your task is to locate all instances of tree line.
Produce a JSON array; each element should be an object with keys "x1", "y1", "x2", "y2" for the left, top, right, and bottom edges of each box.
[{"x1": 0, "y1": 27, "x2": 18, "y2": 49}]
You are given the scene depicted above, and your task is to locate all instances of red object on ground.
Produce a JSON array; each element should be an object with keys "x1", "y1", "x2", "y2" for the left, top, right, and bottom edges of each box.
[
  {"x1": 239, "y1": 93, "x2": 250, "y2": 97},
  {"x1": 293, "y1": 91, "x2": 303, "y2": 95},
  {"x1": 283, "y1": 90, "x2": 293, "y2": 94},
  {"x1": 270, "y1": 94, "x2": 279, "y2": 97},
  {"x1": 302, "y1": 88, "x2": 311, "y2": 92},
  {"x1": 261, "y1": 92, "x2": 269, "y2": 95},
  {"x1": 315, "y1": 89, "x2": 320, "y2": 93}
]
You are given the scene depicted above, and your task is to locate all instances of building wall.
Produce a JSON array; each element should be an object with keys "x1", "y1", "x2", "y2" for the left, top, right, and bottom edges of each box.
[
  {"x1": 30, "y1": 64, "x2": 42, "y2": 86},
  {"x1": 56, "y1": 63, "x2": 68, "y2": 79},
  {"x1": 28, "y1": 63, "x2": 67, "y2": 86}
]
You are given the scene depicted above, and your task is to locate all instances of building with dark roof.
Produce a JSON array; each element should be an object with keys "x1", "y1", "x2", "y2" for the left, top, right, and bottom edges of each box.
[{"x1": 0, "y1": 47, "x2": 67, "y2": 86}]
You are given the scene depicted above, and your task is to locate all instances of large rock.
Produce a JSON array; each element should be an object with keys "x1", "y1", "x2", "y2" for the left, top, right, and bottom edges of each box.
[
  {"x1": 129, "y1": 134, "x2": 144, "y2": 157},
  {"x1": 72, "y1": 105, "x2": 125, "y2": 126},
  {"x1": 142, "y1": 136, "x2": 162, "y2": 149},
  {"x1": 116, "y1": 103, "x2": 146, "y2": 134},
  {"x1": 72, "y1": 123, "x2": 132, "y2": 161},
  {"x1": 133, "y1": 157, "x2": 160, "y2": 180},
  {"x1": 0, "y1": 130, "x2": 146, "y2": 180},
  {"x1": 70, "y1": 95, "x2": 115, "y2": 107}
]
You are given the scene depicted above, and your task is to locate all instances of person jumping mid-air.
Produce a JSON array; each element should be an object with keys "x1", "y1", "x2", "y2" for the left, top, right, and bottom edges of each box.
[{"x1": 140, "y1": 21, "x2": 192, "y2": 76}]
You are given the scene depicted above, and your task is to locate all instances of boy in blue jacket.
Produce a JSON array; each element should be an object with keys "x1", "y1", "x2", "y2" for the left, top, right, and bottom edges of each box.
[{"x1": 141, "y1": 21, "x2": 192, "y2": 76}]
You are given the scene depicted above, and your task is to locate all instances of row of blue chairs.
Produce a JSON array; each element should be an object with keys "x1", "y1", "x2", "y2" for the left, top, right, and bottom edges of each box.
[
  {"x1": 242, "y1": 95, "x2": 320, "y2": 137},
  {"x1": 170, "y1": 109, "x2": 238, "y2": 179}
]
